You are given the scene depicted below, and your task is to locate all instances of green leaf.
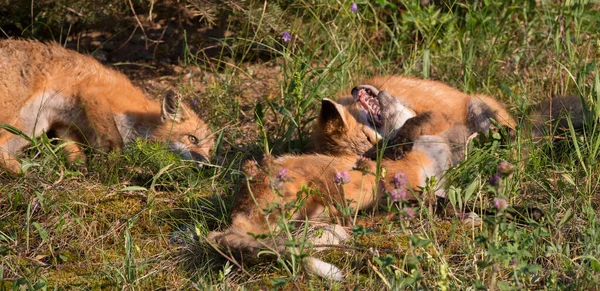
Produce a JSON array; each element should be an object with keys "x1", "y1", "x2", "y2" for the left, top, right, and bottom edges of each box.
[
  {"x1": 271, "y1": 277, "x2": 288, "y2": 287},
  {"x1": 476, "y1": 260, "x2": 494, "y2": 269},
  {"x1": 464, "y1": 179, "x2": 478, "y2": 205},
  {"x1": 20, "y1": 161, "x2": 40, "y2": 173},
  {"x1": 33, "y1": 282, "x2": 46, "y2": 290},
  {"x1": 374, "y1": 255, "x2": 395, "y2": 268},
  {"x1": 33, "y1": 222, "x2": 48, "y2": 241},
  {"x1": 591, "y1": 259, "x2": 600, "y2": 272},
  {"x1": 408, "y1": 235, "x2": 431, "y2": 248},
  {"x1": 496, "y1": 281, "x2": 511, "y2": 291},
  {"x1": 448, "y1": 186, "x2": 458, "y2": 208},
  {"x1": 520, "y1": 264, "x2": 542, "y2": 273},
  {"x1": 558, "y1": 208, "x2": 573, "y2": 229},
  {"x1": 0, "y1": 123, "x2": 34, "y2": 143}
]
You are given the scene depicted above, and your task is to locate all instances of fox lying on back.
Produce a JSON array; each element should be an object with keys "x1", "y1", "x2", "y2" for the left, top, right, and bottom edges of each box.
[
  {"x1": 311, "y1": 76, "x2": 516, "y2": 162},
  {"x1": 0, "y1": 39, "x2": 214, "y2": 174},
  {"x1": 312, "y1": 76, "x2": 588, "y2": 162}
]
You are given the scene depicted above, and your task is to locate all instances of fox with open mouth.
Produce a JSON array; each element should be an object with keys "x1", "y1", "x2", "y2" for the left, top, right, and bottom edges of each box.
[
  {"x1": 312, "y1": 75, "x2": 589, "y2": 163},
  {"x1": 311, "y1": 75, "x2": 518, "y2": 162}
]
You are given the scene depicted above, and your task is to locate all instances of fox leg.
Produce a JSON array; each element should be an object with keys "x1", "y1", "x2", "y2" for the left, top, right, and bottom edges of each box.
[
  {"x1": 367, "y1": 111, "x2": 448, "y2": 160},
  {"x1": 0, "y1": 150, "x2": 23, "y2": 175},
  {"x1": 51, "y1": 126, "x2": 88, "y2": 171},
  {"x1": 81, "y1": 98, "x2": 124, "y2": 152},
  {"x1": 469, "y1": 95, "x2": 517, "y2": 134},
  {"x1": 0, "y1": 132, "x2": 31, "y2": 175}
]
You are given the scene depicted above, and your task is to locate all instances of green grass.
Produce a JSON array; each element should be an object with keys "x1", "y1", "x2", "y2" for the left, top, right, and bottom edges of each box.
[{"x1": 2, "y1": 0, "x2": 600, "y2": 289}]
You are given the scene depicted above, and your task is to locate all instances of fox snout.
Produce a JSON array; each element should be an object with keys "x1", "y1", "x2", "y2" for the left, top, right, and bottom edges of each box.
[
  {"x1": 168, "y1": 142, "x2": 211, "y2": 168},
  {"x1": 190, "y1": 150, "x2": 209, "y2": 168}
]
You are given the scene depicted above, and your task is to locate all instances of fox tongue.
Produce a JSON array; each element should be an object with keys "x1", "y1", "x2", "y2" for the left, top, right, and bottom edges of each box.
[{"x1": 357, "y1": 89, "x2": 382, "y2": 127}]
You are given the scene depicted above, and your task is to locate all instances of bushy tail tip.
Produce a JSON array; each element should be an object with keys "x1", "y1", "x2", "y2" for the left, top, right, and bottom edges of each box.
[{"x1": 303, "y1": 257, "x2": 345, "y2": 281}]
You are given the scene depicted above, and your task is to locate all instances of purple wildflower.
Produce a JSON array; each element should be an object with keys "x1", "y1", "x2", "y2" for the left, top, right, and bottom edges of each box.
[
  {"x1": 276, "y1": 168, "x2": 289, "y2": 181},
  {"x1": 488, "y1": 174, "x2": 501, "y2": 186},
  {"x1": 334, "y1": 171, "x2": 351, "y2": 185},
  {"x1": 493, "y1": 197, "x2": 509, "y2": 210},
  {"x1": 350, "y1": 3, "x2": 358, "y2": 13},
  {"x1": 497, "y1": 161, "x2": 514, "y2": 177},
  {"x1": 281, "y1": 31, "x2": 292, "y2": 43},
  {"x1": 191, "y1": 99, "x2": 198, "y2": 106},
  {"x1": 402, "y1": 207, "x2": 415, "y2": 220},
  {"x1": 389, "y1": 189, "x2": 407, "y2": 201},
  {"x1": 394, "y1": 172, "x2": 408, "y2": 189},
  {"x1": 270, "y1": 180, "x2": 284, "y2": 191}
]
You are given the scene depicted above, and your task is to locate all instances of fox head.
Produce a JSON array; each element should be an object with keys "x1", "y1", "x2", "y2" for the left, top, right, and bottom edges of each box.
[
  {"x1": 311, "y1": 98, "x2": 380, "y2": 156},
  {"x1": 312, "y1": 86, "x2": 416, "y2": 156},
  {"x1": 153, "y1": 91, "x2": 214, "y2": 167}
]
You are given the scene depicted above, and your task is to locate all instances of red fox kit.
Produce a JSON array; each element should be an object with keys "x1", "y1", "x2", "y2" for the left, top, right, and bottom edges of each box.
[
  {"x1": 312, "y1": 76, "x2": 589, "y2": 162},
  {"x1": 311, "y1": 75, "x2": 516, "y2": 161},
  {"x1": 0, "y1": 39, "x2": 214, "y2": 174},
  {"x1": 208, "y1": 105, "x2": 452, "y2": 279}
]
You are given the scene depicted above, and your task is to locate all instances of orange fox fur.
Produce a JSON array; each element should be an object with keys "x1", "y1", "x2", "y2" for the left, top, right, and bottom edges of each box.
[
  {"x1": 312, "y1": 75, "x2": 517, "y2": 159},
  {"x1": 0, "y1": 39, "x2": 214, "y2": 174},
  {"x1": 208, "y1": 133, "x2": 451, "y2": 255},
  {"x1": 209, "y1": 88, "x2": 452, "y2": 279}
]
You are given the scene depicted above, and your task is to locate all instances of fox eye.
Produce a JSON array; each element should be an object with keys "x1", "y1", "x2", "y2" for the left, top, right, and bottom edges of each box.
[
  {"x1": 188, "y1": 135, "x2": 199, "y2": 145},
  {"x1": 366, "y1": 134, "x2": 375, "y2": 144}
]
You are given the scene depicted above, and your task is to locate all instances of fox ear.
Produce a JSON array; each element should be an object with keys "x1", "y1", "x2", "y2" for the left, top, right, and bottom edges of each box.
[
  {"x1": 319, "y1": 98, "x2": 348, "y2": 133},
  {"x1": 161, "y1": 90, "x2": 188, "y2": 122}
]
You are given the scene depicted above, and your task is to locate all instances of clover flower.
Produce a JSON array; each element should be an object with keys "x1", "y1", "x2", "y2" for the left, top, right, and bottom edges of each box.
[
  {"x1": 276, "y1": 168, "x2": 289, "y2": 181},
  {"x1": 493, "y1": 197, "x2": 508, "y2": 210},
  {"x1": 390, "y1": 188, "x2": 407, "y2": 201},
  {"x1": 402, "y1": 207, "x2": 415, "y2": 220},
  {"x1": 281, "y1": 31, "x2": 291, "y2": 42},
  {"x1": 488, "y1": 174, "x2": 501, "y2": 186},
  {"x1": 270, "y1": 180, "x2": 284, "y2": 191},
  {"x1": 334, "y1": 171, "x2": 351, "y2": 185},
  {"x1": 496, "y1": 161, "x2": 514, "y2": 177},
  {"x1": 394, "y1": 172, "x2": 408, "y2": 189}
]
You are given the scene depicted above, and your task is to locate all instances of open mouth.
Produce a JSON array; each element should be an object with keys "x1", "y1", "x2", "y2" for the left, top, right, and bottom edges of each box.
[{"x1": 354, "y1": 87, "x2": 382, "y2": 127}]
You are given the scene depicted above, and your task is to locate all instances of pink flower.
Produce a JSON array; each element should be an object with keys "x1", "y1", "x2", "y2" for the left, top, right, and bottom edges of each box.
[
  {"x1": 334, "y1": 171, "x2": 351, "y2": 185},
  {"x1": 270, "y1": 180, "x2": 284, "y2": 191},
  {"x1": 493, "y1": 198, "x2": 508, "y2": 210},
  {"x1": 394, "y1": 172, "x2": 408, "y2": 189},
  {"x1": 390, "y1": 189, "x2": 407, "y2": 201},
  {"x1": 402, "y1": 207, "x2": 415, "y2": 220},
  {"x1": 488, "y1": 174, "x2": 501, "y2": 186},
  {"x1": 276, "y1": 168, "x2": 289, "y2": 181},
  {"x1": 497, "y1": 161, "x2": 514, "y2": 177},
  {"x1": 350, "y1": 3, "x2": 358, "y2": 13}
]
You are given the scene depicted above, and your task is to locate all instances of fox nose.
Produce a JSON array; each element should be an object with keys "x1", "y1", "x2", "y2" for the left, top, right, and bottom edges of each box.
[
  {"x1": 190, "y1": 152, "x2": 209, "y2": 168},
  {"x1": 351, "y1": 85, "x2": 380, "y2": 101}
]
